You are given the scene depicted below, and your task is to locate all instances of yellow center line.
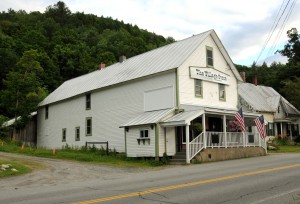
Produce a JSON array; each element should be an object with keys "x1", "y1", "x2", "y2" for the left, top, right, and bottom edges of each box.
[{"x1": 74, "y1": 163, "x2": 300, "y2": 204}]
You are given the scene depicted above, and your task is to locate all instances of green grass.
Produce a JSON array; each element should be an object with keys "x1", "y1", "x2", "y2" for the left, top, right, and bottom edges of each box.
[
  {"x1": 0, "y1": 160, "x2": 30, "y2": 177},
  {"x1": 268, "y1": 145, "x2": 300, "y2": 153},
  {"x1": 0, "y1": 141, "x2": 163, "y2": 167}
]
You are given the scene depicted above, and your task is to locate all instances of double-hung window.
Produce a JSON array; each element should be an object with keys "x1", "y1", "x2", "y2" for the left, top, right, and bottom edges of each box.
[
  {"x1": 219, "y1": 84, "x2": 226, "y2": 101},
  {"x1": 62, "y1": 128, "x2": 66, "y2": 142},
  {"x1": 206, "y1": 46, "x2": 213, "y2": 67},
  {"x1": 45, "y1": 105, "x2": 49, "y2": 119},
  {"x1": 140, "y1": 129, "x2": 149, "y2": 138},
  {"x1": 86, "y1": 117, "x2": 92, "y2": 136},
  {"x1": 86, "y1": 93, "x2": 91, "y2": 110},
  {"x1": 195, "y1": 79, "x2": 203, "y2": 97},
  {"x1": 75, "y1": 127, "x2": 80, "y2": 141}
]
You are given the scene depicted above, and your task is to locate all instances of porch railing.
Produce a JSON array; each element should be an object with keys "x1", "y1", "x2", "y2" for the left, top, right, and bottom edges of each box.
[
  {"x1": 188, "y1": 131, "x2": 266, "y2": 161},
  {"x1": 189, "y1": 132, "x2": 204, "y2": 160}
]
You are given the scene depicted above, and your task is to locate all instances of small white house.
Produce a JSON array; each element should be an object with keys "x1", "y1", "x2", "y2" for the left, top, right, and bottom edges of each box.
[
  {"x1": 238, "y1": 83, "x2": 300, "y2": 140},
  {"x1": 37, "y1": 29, "x2": 266, "y2": 163}
]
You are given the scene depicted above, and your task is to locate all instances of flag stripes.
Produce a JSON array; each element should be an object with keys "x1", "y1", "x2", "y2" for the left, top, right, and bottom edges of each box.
[
  {"x1": 234, "y1": 108, "x2": 246, "y2": 132},
  {"x1": 254, "y1": 115, "x2": 266, "y2": 139}
]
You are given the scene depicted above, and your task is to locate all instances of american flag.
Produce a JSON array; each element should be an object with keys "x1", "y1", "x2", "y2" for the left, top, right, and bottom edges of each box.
[
  {"x1": 234, "y1": 108, "x2": 246, "y2": 132},
  {"x1": 254, "y1": 115, "x2": 266, "y2": 139}
]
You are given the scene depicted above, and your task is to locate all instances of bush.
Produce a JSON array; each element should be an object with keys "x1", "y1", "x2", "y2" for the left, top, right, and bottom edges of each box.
[{"x1": 273, "y1": 135, "x2": 289, "y2": 146}]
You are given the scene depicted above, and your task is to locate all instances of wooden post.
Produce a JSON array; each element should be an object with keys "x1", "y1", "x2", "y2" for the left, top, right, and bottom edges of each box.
[
  {"x1": 186, "y1": 124, "x2": 190, "y2": 164},
  {"x1": 223, "y1": 115, "x2": 227, "y2": 148},
  {"x1": 202, "y1": 113, "x2": 206, "y2": 149}
]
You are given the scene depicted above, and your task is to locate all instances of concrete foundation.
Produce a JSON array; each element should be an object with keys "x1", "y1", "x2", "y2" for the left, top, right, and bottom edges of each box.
[{"x1": 195, "y1": 147, "x2": 266, "y2": 162}]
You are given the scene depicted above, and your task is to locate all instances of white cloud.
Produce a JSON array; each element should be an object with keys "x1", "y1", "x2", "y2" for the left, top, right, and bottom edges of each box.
[{"x1": 0, "y1": 0, "x2": 299, "y2": 66}]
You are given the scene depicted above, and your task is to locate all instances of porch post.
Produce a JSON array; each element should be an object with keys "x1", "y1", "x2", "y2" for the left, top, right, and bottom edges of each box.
[
  {"x1": 186, "y1": 124, "x2": 190, "y2": 164},
  {"x1": 280, "y1": 122, "x2": 283, "y2": 136},
  {"x1": 223, "y1": 115, "x2": 227, "y2": 148},
  {"x1": 202, "y1": 113, "x2": 206, "y2": 149},
  {"x1": 289, "y1": 124, "x2": 292, "y2": 141}
]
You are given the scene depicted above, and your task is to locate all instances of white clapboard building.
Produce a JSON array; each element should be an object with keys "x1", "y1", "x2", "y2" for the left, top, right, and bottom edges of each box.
[{"x1": 37, "y1": 29, "x2": 266, "y2": 163}]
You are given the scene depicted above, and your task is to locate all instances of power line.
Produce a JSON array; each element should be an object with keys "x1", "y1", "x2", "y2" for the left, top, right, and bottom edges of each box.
[{"x1": 255, "y1": 0, "x2": 296, "y2": 64}]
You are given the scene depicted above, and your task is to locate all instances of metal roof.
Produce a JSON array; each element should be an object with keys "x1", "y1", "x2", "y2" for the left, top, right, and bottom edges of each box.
[
  {"x1": 161, "y1": 110, "x2": 204, "y2": 127},
  {"x1": 2, "y1": 112, "x2": 37, "y2": 127},
  {"x1": 238, "y1": 83, "x2": 300, "y2": 115},
  {"x1": 120, "y1": 109, "x2": 174, "y2": 127},
  {"x1": 39, "y1": 29, "x2": 242, "y2": 106}
]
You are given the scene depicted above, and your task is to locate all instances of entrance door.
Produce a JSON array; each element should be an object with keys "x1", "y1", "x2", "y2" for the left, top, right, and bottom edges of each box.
[
  {"x1": 208, "y1": 117, "x2": 222, "y2": 132},
  {"x1": 176, "y1": 126, "x2": 186, "y2": 152}
]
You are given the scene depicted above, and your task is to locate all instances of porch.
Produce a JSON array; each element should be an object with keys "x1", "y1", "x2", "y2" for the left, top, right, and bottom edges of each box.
[{"x1": 161, "y1": 107, "x2": 267, "y2": 163}]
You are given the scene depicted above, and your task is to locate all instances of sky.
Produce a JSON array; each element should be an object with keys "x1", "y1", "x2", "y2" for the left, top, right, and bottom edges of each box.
[{"x1": 1, "y1": 0, "x2": 299, "y2": 66}]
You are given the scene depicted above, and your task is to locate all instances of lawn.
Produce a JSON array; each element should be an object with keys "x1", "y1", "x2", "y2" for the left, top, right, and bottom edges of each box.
[
  {"x1": 0, "y1": 141, "x2": 165, "y2": 167},
  {"x1": 0, "y1": 160, "x2": 30, "y2": 178},
  {"x1": 268, "y1": 145, "x2": 300, "y2": 153}
]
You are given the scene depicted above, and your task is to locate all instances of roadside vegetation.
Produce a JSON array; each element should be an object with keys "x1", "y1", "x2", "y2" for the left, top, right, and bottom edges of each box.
[
  {"x1": 0, "y1": 140, "x2": 166, "y2": 167},
  {"x1": 267, "y1": 135, "x2": 300, "y2": 153},
  {"x1": 0, "y1": 160, "x2": 30, "y2": 178}
]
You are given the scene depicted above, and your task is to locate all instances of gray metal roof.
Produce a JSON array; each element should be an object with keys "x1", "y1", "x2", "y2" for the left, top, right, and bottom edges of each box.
[
  {"x1": 120, "y1": 109, "x2": 174, "y2": 127},
  {"x1": 161, "y1": 110, "x2": 204, "y2": 127},
  {"x1": 39, "y1": 29, "x2": 242, "y2": 106},
  {"x1": 238, "y1": 83, "x2": 300, "y2": 115}
]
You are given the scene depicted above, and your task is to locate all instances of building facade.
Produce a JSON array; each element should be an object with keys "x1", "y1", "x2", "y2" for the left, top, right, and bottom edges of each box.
[{"x1": 37, "y1": 30, "x2": 266, "y2": 163}]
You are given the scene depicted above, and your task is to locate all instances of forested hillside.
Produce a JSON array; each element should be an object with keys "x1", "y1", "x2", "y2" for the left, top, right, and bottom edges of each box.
[
  {"x1": 0, "y1": 1, "x2": 299, "y2": 129},
  {"x1": 0, "y1": 1, "x2": 174, "y2": 120}
]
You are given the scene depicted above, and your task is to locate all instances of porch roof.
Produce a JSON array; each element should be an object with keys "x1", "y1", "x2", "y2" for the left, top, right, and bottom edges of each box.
[
  {"x1": 120, "y1": 108, "x2": 174, "y2": 127},
  {"x1": 161, "y1": 110, "x2": 204, "y2": 127}
]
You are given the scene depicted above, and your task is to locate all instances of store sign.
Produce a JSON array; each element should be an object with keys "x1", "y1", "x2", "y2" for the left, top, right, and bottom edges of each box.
[{"x1": 190, "y1": 67, "x2": 230, "y2": 85}]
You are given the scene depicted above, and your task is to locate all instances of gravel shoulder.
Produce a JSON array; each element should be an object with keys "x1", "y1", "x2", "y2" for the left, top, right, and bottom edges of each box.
[{"x1": 0, "y1": 152, "x2": 160, "y2": 190}]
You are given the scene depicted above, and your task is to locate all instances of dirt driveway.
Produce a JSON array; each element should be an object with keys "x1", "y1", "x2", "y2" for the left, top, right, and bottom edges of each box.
[{"x1": 0, "y1": 152, "x2": 156, "y2": 190}]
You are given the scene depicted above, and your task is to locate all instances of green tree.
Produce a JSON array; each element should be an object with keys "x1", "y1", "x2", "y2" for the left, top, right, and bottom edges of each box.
[
  {"x1": 278, "y1": 28, "x2": 300, "y2": 65},
  {"x1": 0, "y1": 50, "x2": 47, "y2": 129},
  {"x1": 281, "y1": 77, "x2": 300, "y2": 110}
]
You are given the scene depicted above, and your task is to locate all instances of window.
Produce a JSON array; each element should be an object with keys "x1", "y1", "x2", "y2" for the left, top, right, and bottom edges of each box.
[
  {"x1": 219, "y1": 84, "x2": 226, "y2": 101},
  {"x1": 140, "y1": 129, "x2": 149, "y2": 138},
  {"x1": 195, "y1": 79, "x2": 203, "y2": 97},
  {"x1": 86, "y1": 93, "x2": 91, "y2": 110},
  {"x1": 45, "y1": 105, "x2": 49, "y2": 119},
  {"x1": 206, "y1": 46, "x2": 213, "y2": 67},
  {"x1": 86, "y1": 117, "x2": 92, "y2": 136},
  {"x1": 75, "y1": 127, "x2": 80, "y2": 141},
  {"x1": 62, "y1": 128, "x2": 66, "y2": 142}
]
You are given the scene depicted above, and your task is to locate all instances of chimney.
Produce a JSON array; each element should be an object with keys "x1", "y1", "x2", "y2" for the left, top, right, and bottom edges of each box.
[
  {"x1": 119, "y1": 55, "x2": 126, "y2": 63},
  {"x1": 252, "y1": 76, "x2": 258, "y2": 86},
  {"x1": 240, "y1": 72, "x2": 246, "y2": 82},
  {"x1": 99, "y1": 63, "x2": 105, "y2": 70}
]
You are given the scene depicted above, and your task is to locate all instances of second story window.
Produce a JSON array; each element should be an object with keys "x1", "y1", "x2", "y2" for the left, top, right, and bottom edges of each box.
[
  {"x1": 206, "y1": 46, "x2": 213, "y2": 67},
  {"x1": 195, "y1": 79, "x2": 203, "y2": 97},
  {"x1": 219, "y1": 84, "x2": 226, "y2": 101},
  {"x1": 45, "y1": 105, "x2": 49, "y2": 119},
  {"x1": 86, "y1": 93, "x2": 91, "y2": 110}
]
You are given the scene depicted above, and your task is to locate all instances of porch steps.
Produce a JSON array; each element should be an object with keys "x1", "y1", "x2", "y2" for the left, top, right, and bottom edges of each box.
[{"x1": 169, "y1": 152, "x2": 186, "y2": 165}]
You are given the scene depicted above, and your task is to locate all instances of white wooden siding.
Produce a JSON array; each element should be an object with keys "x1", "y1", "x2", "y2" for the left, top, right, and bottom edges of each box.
[
  {"x1": 178, "y1": 35, "x2": 238, "y2": 110},
  {"x1": 144, "y1": 85, "x2": 174, "y2": 111},
  {"x1": 37, "y1": 71, "x2": 176, "y2": 151},
  {"x1": 126, "y1": 125, "x2": 155, "y2": 157}
]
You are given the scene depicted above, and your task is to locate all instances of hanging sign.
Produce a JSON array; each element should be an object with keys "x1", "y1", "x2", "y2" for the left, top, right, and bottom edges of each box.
[{"x1": 190, "y1": 67, "x2": 230, "y2": 85}]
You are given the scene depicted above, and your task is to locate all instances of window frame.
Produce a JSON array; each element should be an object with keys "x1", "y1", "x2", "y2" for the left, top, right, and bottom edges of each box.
[
  {"x1": 45, "y1": 105, "x2": 49, "y2": 119},
  {"x1": 75, "y1": 126, "x2": 80, "y2": 141},
  {"x1": 86, "y1": 93, "x2": 91, "y2": 110},
  {"x1": 206, "y1": 46, "x2": 214, "y2": 67},
  {"x1": 139, "y1": 129, "x2": 149, "y2": 138},
  {"x1": 194, "y1": 79, "x2": 203, "y2": 97},
  {"x1": 86, "y1": 117, "x2": 92, "y2": 136},
  {"x1": 219, "y1": 84, "x2": 226, "y2": 101},
  {"x1": 62, "y1": 128, "x2": 66, "y2": 142}
]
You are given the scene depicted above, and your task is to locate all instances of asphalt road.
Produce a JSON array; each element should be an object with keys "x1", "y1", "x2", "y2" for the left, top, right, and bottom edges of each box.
[{"x1": 0, "y1": 153, "x2": 300, "y2": 204}]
